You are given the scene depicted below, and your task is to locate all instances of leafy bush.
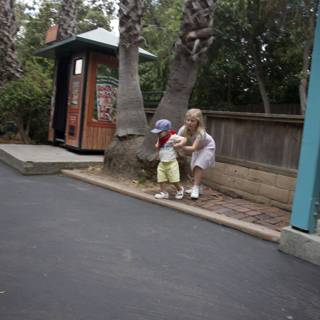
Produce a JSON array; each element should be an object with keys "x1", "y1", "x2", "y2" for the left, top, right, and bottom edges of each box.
[{"x1": 0, "y1": 60, "x2": 52, "y2": 143}]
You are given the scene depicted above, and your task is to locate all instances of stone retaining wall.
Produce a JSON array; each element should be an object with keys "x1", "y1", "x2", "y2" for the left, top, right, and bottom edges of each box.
[{"x1": 204, "y1": 162, "x2": 296, "y2": 211}]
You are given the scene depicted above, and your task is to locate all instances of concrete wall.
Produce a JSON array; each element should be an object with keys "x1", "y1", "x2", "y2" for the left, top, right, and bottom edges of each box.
[{"x1": 146, "y1": 109, "x2": 303, "y2": 209}]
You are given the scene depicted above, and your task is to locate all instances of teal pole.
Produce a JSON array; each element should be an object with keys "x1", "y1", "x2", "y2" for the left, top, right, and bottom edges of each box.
[{"x1": 291, "y1": 8, "x2": 320, "y2": 233}]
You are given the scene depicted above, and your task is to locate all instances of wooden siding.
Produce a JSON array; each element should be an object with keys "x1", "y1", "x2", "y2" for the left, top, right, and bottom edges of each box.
[
  {"x1": 81, "y1": 52, "x2": 118, "y2": 150},
  {"x1": 82, "y1": 126, "x2": 115, "y2": 150}
]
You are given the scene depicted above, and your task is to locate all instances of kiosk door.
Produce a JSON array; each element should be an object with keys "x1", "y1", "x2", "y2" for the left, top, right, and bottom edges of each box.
[
  {"x1": 52, "y1": 57, "x2": 70, "y2": 142},
  {"x1": 81, "y1": 52, "x2": 118, "y2": 151},
  {"x1": 65, "y1": 55, "x2": 85, "y2": 149}
]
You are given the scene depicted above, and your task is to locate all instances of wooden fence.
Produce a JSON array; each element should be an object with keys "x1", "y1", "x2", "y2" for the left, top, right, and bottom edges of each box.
[
  {"x1": 205, "y1": 111, "x2": 303, "y2": 174},
  {"x1": 146, "y1": 109, "x2": 304, "y2": 175}
]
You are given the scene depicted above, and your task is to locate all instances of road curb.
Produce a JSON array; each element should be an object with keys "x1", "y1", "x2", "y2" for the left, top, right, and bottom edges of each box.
[{"x1": 62, "y1": 169, "x2": 281, "y2": 243}]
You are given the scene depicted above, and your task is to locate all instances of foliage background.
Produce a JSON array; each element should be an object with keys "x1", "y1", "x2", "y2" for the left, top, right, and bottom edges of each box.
[
  {"x1": 0, "y1": 0, "x2": 115, "y2": 142},
  {"x1": 140, "y1": 0, "x2": 316, "y2": 113},
  {"x1": 1, "y1": 0, "x2": 317, "y2": 142}
]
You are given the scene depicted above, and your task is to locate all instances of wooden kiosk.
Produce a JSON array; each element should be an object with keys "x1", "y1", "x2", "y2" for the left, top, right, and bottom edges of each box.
[{"x1": 36, "y1": 27, "x2": 156, "y2": 152}]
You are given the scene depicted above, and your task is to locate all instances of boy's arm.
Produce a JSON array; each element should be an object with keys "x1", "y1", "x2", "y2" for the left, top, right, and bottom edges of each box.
[{"x1": 155, "y1": 138, "x2": 160, "y2": 149}]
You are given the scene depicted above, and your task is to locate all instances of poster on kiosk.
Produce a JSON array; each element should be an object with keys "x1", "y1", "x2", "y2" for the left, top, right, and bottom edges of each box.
[{"x1": 95, "y1": 65, "x2": 118, "y2": 123}]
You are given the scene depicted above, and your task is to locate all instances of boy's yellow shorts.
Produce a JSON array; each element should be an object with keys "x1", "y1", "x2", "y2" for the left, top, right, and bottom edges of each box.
[{"x1": 157, "y1": 160, "x2": 180, "y2": 183}]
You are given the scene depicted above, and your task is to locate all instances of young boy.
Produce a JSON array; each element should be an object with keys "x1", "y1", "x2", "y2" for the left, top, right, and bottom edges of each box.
[{"x1": 151, "y1": 119, "x2": 185, "y2": 200}]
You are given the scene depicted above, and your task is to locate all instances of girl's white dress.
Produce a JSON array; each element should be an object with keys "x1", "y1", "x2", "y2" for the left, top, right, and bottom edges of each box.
[{"x1": 178, "y1": 126, "x2": 216, "y2": 170}]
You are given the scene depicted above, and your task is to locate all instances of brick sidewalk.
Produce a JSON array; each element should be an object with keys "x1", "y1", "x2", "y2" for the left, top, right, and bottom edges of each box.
[
  {"x1": 147, "y1": 185, "x2": 290, "y2": 232},
  {"x1": 73, "y1": 167, "x2": 291, "y2": 234}
]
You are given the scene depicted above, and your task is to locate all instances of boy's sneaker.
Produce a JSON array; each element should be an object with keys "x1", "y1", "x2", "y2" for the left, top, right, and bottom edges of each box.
[
  {"x1": 186, "y1": 185, "x2": 203, "y2": 195},
  {"x1": 154, "y1": 191, "x2": 169, "y2": 199},
  {"x1": 191, "y1": 185, "x2": 200, "y2": 199},
  {"x1": 175, "y1": 187, "x2": 184, "y2": 200}
]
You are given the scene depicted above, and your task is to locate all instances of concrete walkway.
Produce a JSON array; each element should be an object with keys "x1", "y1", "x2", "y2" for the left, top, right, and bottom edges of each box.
[
  {"x1": 0, "y1": 144, "x2": 103, "y2": 174},
  {"x1": 0, "y1": 144, "x2": 289, "y2": 242},
  {"x1": 1, "y1": 162, "x2": 320, "y2": 320}
]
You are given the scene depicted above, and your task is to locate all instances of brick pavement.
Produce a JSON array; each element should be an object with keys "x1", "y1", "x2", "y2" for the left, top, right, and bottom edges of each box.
[
  {"x1": 76, "y1": 167, "x2": 290, "y2": 233},
  {"x1": 147, "y1": 184, "x2": 290, "y2": 232}
]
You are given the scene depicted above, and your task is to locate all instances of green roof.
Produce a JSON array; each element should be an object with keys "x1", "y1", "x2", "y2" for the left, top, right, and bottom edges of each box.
[{"x1": 35, "y1": 27, "x2": 157, "y2": 62}]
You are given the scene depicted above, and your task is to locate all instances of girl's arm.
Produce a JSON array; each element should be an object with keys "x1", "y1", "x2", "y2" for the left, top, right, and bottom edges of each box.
[
  {"x1": 182, "y1": 136, "x2": 201, "y2": 153},
  {"x1": 173, "y1": 136, "x2": 187, "y2": 148}
]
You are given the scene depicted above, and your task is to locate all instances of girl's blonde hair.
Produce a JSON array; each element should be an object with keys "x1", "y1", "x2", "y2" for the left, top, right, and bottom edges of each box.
[{"x1": 182, "y1": 108, "x2": 205, "y2": 137}]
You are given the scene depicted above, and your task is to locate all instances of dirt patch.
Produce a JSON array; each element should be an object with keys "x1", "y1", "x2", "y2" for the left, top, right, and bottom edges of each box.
[{"x1": 81, "y1": 164, "x2": 165, "y2": 193}]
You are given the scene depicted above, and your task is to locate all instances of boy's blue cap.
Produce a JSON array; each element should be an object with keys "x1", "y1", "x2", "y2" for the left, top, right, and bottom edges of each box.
[{"x1": 151, "y1": 119, "x2": 172, "y2": 133}]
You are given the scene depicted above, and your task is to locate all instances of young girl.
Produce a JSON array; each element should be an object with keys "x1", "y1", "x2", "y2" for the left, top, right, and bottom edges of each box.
[{"x1": 175, "y1": 109, "x2": 216, "y2": 199}]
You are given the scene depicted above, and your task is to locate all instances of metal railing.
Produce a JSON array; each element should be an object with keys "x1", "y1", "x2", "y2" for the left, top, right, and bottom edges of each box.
[{"x1": 142, "y1": 91, "x2": 163, "y2": 108}]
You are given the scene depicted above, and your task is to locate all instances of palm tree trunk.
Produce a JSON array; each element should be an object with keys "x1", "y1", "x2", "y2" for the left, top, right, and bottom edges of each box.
[
  {"x1": 103, "y1": 0, "x2": 148, "y2": 176},
  {"x1": 138, "y1": 0, "x2": 216, "y2": 162},
  {"x1": 57, "y1": 0, "x2": 78, "y2": 40},
  {"x1": 116, "y1": 45, "x2": 147, "y2": 137},
  {"x1": 138, "y1": 54, "x2": 198, "y2": 161}
]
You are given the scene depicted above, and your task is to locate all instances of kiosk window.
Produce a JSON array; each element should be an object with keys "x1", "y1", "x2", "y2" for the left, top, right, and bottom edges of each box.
[
  {"x1": 93, "y1": 64, "x2": 118, "y2": 122},
  {"x1": 74, "y1": 59, "x2": 83, "y2": 75}
]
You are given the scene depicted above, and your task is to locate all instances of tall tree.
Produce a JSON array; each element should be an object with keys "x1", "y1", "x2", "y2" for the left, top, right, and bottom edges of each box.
[
  {"x1": 0, "y1": 0, "x2": 115, "y2": 144},
  {"x1": 230, "y1": 0, "x2": 294, "y2": 113},
  {"x1": 295, "y1": 0, "x2": 320, "y2": 114},
  {"x1": 77, "y1": 0, "x2": 114, "y2": 33},
  {"x1": 233, "y1": 0, "x2": 271, "y2": 113},
  {"x1": 0, "y1": 61, "x2": 52, "y2": 143},
  {"x1": 103, "y1": 0, "x2": 148, "y2": 176},
  {"x1": 138, "y1": 0, "x2": 216, "y2": 161},
  {"x1": 141, "y1": 0, "x2": 183, "y2": 92},
  {"x1": 0, "y1": 0, "x2": 22, "y2": 88},
  {"x1": 190, "y1": 0, "x2": 252, "y2": 109},
  {"x1": 116, "y1": 0, "x2": 148, "y2": 136},
  {"x1": 16, "y1": 0, "x2": 115, "y2": 62}
]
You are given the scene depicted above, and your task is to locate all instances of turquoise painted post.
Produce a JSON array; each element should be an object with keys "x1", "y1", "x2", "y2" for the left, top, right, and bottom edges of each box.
[{"x1": 291, "y1": 8, "x2": 320, "y2": 233}]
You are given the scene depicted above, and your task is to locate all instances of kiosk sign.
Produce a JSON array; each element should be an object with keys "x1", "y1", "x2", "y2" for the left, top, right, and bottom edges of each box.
[{"x1": 94, "y1": 65, "x2": 118, "y2": 122}]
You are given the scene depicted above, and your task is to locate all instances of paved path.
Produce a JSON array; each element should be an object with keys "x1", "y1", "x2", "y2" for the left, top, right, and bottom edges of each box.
[
  {"x1": 147, "y1": 184, "x2": 290, "y2": 232},
  {"x1": 0, "y1": 144, "x2": 103, "y2": 174},
  {"x1": 0, "y1": 162, "x2": 319, "y2": 320}
]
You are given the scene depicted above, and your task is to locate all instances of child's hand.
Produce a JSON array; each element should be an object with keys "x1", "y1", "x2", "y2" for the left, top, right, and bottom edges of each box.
[
  {"x1": 155, "y1": 141, "x2": 159, "y2": 149},
  {"x1": 173, "y1": 142, "x2": 181, "y2": 149},
  {"x1": 173, "y1": 137, "x2": 186, "y2": 149}
]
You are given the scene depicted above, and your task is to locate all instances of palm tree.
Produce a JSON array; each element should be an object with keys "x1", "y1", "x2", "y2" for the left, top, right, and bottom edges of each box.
[
  {"x1": 0, "y1": 0, "x2": 22, "y2": 88},
  {"x1": 138, "y1": 0, "x2": 216, "y2": 161},
  {"x1": 57, "y1": 0, "x2": 78, "y2": 40},
  {"x1": 103, "y1": 0, "x2": 148, "y2": 176}
]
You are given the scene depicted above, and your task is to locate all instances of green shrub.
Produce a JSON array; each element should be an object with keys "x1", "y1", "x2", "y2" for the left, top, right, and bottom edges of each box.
[{"x1": 0, "y1": 60, "x2": 52, "y2": 143}]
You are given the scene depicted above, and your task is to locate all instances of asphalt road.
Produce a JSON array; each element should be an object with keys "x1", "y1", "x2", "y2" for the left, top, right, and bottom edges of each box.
[{"x1": 0, "y1": 162, "x2": 319, "y2": 320}]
